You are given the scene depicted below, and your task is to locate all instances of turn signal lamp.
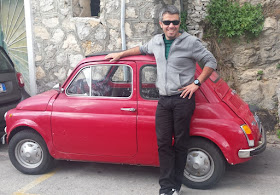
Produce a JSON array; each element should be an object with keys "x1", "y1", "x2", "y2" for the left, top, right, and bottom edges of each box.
[{"x1": 241, "y1": 125, "x2": 254, "y2": 147}]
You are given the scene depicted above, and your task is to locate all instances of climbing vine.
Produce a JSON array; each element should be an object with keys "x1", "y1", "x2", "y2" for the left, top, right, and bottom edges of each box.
[{"x1": 180, "y1": 11, "x2": 188, "y2": 32}]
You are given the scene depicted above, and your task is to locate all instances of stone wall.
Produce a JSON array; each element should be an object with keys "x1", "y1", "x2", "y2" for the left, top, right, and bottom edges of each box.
[
  {"x1": 32, "y1": 0, "x2": 279, "y2": 130},
  {"x1": 32, "y1": 0, "x2": 180, "y2": 93},
  {"x1": 220, "y1": 0, "x2": 280, "y2": 131},
  {"x1": 72, "y1": 0, "x2": 92, "y2": 17},
  {"x1": 184, "y1": 0, "x2": 280, "y2": 131},
  {"x1": 229, "y1": 1, "x2": 279, "y2": 131},
  {"x1": 184, "y1": 0, "x2": 210, "y2": 39}
]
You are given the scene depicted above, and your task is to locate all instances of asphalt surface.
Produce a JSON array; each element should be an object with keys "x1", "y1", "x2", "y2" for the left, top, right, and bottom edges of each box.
[{"x1": 0, "y1": 139, "x2": 279, "y2": 195}]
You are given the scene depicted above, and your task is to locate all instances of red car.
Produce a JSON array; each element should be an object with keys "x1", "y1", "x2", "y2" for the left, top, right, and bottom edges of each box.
[{"x1": 2, "y1": 53, "x2": 266, "y2": 189}]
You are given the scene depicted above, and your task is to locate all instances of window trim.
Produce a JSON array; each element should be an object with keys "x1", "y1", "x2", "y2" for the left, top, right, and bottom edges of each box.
[
  {"x1": 209, "y1": 71, "x2": 220, "y2": 83},
  {"x1": 139, "y1": 64, "x2": 159, "y2": 100},
  {"x1": 65, "y1": 64, "x2": 133, "y2": 99},
  {"x1": 65, "y1": 66, "x2": 90, "y2": 97}
]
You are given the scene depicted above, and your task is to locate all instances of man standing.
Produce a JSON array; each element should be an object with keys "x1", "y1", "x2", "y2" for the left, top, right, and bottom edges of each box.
[{"x1": 105, "y1": 5, "x2": 217, "y2": 195}]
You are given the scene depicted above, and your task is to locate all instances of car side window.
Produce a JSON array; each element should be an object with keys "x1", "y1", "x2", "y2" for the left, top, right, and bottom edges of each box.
[
  {"x1": 67, "y1": 64, "x2": 132, "y2": 98},
  {"x1": 140, "y1": 65, "x2": 159, "y2": 100},
  {"x1": 112, "y1": 66, "x2": 131, "y2": 82},
  {"x1": 67, "y1": 67, "x2": 90, "y2": 96}
]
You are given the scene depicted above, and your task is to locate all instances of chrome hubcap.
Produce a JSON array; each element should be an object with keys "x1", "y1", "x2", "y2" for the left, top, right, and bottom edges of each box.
[
  {"x1": 15, "y1": 140, "x2": 43, "y2": 168},
  {"x1": 184, "y1": 149, "x2": 214, "y2": 182}
]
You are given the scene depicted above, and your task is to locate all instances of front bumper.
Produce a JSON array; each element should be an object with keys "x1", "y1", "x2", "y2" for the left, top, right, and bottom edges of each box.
[
  {"x1": 238, "y1": 124, "x2": 266, "y2": 158},
  {"x1": 1, "y1": 132, "x2": 6, "y2": 144}
]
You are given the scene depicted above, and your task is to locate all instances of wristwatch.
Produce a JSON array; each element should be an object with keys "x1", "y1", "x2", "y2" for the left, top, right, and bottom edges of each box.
[{"x1": 194, "y1": 79, "x2": 201, "y2": 86}]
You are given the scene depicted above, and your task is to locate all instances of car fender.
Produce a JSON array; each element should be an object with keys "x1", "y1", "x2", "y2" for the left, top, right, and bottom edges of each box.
[
  {"x1": 190, "y1": 123, "x2": 249, "y2": 165},
  {"x1": 190, "y1": 128, "x2": 232, "y2": 161},
  {"x1": 6, "y1": 113, "x2": 55, "y2": 156}
]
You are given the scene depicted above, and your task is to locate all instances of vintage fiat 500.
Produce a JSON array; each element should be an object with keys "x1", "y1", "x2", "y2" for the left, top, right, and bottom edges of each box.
[{"x1": 2, "y1": 53, "x2": 266, "y2": 189}]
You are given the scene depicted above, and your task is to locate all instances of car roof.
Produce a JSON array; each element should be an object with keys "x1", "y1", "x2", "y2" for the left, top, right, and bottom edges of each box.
[{"x1": 80, "y1": 51, "x2": 156, "y2": 64}]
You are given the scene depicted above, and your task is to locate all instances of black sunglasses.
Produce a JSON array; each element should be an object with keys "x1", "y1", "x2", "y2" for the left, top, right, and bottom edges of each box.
[{"x1": 162, "y1": 20, "x2": 180, "y2": 25}]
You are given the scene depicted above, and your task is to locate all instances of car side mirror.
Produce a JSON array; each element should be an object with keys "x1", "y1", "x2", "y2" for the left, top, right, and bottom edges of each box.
[{"x1": 53, "y1": 83, "x2": 64, "y2": 93}]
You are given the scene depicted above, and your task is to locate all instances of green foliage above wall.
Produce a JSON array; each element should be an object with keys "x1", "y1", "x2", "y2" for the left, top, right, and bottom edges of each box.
[
  {"x1": 206, "y1": 0, "x2": 264, "y2": 39},
  {"x1": 180, "y1": 11, "x2": 188, "y2": 32}
]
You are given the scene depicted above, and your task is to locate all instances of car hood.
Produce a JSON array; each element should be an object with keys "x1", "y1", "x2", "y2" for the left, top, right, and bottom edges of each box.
[{"x1": 16, "y1": 90, "x2": 59, "y2": 111}]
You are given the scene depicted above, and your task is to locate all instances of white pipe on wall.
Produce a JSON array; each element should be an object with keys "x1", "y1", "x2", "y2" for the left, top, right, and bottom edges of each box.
[
  {"x1": 24, "y1": 0, "x2": 37, "y2": 96},
  {"x1": 121, "y1": 0, "x2": 126, "y2": 51},
  {"x1": 121, "y1": 0, "x2": 129, "y2": 81}
]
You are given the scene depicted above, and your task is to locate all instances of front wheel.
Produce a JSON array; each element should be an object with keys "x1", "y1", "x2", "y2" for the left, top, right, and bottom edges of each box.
[
  {"x1": 183, "y1": 137, "x2": 225, "y2": 189},
  {"x1": 8, "y1": 130, "x2": 54, "y2": 174}
]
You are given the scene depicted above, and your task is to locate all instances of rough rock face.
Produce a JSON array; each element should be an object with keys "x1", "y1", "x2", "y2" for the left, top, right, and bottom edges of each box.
[
  {"x1": 185, "y1": 0, "x2": 279, "y2": 131},
  {"x1": 210, "y1": 0, "x2": 280, "y2": 131}
]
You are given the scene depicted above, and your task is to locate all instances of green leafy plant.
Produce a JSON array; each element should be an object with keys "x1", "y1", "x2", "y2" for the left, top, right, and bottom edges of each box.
[
  {"x1": 277, "y1": 63, "x2": 280, "y2": 69},
  {"x1": 257, "y1": 70, "x2": 263, "y2": 80},
  {"x1": 180, "y1": 11, "x2": 188, "y2": 32},
  {"x1": 277, "y1": 129, "x2": 280, "y2": 139},
  {"x1": 205, "y1": 0, "x2": 264, "y2": 39}
]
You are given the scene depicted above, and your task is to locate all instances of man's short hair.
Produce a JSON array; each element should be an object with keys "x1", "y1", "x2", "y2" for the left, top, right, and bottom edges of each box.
[{"x1": 159, "y1": 5, "x2": 180, "y2": 21}]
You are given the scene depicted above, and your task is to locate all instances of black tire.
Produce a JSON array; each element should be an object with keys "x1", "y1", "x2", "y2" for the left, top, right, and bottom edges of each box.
[
  {"x1": 8, "y1": 130, "x2": 54, "y2": 174},
  {"x1": 182, "y1": 137, "x2": 225, "y2": 189}
]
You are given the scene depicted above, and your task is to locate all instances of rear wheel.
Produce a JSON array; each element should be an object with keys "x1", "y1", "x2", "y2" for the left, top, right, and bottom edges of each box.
[
  {"x1": 8, "y1": 130, "x2": 54, "y2": 174},
  {"x1": 183, "y1": 138, "x2": 225, "y2": 189}
]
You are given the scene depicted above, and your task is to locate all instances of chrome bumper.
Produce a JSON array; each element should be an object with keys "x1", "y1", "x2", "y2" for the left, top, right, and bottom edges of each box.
[
  {"x1": 1, "y1": 132, "x2": 6, "y2": 145},
  {"x1": 238, "y1": 124, "x2": 266, "y2": 158}
]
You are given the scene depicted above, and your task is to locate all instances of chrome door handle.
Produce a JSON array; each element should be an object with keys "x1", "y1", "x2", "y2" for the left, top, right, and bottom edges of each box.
[{"x1": 120, "y1": 108, "x2": 136, "y2": 112}]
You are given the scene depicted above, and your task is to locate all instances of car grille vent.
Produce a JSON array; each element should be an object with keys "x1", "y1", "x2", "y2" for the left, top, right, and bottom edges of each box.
[{"x1": 229, "y1": 95, "x2": 242, "y2": 109}]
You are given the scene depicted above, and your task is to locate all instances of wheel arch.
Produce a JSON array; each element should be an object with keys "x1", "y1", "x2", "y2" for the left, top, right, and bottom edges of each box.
[
  {"x1": 8, "y1": 126, "x2": 55, "y2": 158},
  {"x1": 190, "y1": 130, "x2": 236, "y2": 165},
  {"x1": 189, "y1": 136, "x2": 226, "y2": 159}
]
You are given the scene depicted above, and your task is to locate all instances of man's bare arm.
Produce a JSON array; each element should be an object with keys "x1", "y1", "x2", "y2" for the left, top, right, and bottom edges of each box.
[
  {"x1": 196, "y1": 66, "x2": 214, "y2": 84},
  {"x1": 179, "y1": 66, "x2": 214, "y2": 99},
  {"x1": 105, "y1": 46, "x2": 142, "y2": 62}
]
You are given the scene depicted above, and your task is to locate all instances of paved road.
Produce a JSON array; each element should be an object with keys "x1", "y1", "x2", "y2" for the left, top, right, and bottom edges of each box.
[{"x1": 0, "y1": 142, "x2": 279, "y2": 195}]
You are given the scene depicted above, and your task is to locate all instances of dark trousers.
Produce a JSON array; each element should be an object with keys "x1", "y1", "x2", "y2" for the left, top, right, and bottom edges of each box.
[{"x1": 156, "y1": 94, "x2": 195, "y2": 194}]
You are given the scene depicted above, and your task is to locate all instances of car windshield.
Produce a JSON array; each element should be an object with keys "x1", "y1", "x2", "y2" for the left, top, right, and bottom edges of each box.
[{"x1": 0, "y1": 50, "x2": 14, "y2": 73}]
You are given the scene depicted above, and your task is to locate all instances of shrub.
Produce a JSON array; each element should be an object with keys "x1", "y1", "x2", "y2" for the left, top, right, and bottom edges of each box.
[
  {"x1": 277, "y1": 130, "x2": 280, "y2": 139},
  {"x1": 206, "y1": 0, "x2": 264, "y2": 39}
]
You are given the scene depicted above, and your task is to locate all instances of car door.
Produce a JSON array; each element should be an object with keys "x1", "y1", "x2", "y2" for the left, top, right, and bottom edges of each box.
[
  {"x1": 136, "y1": 62, "x2": 159, "y2": 165},
  {"x1": 51, "y1": 62, "x2": 137, "y2": 157}
]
